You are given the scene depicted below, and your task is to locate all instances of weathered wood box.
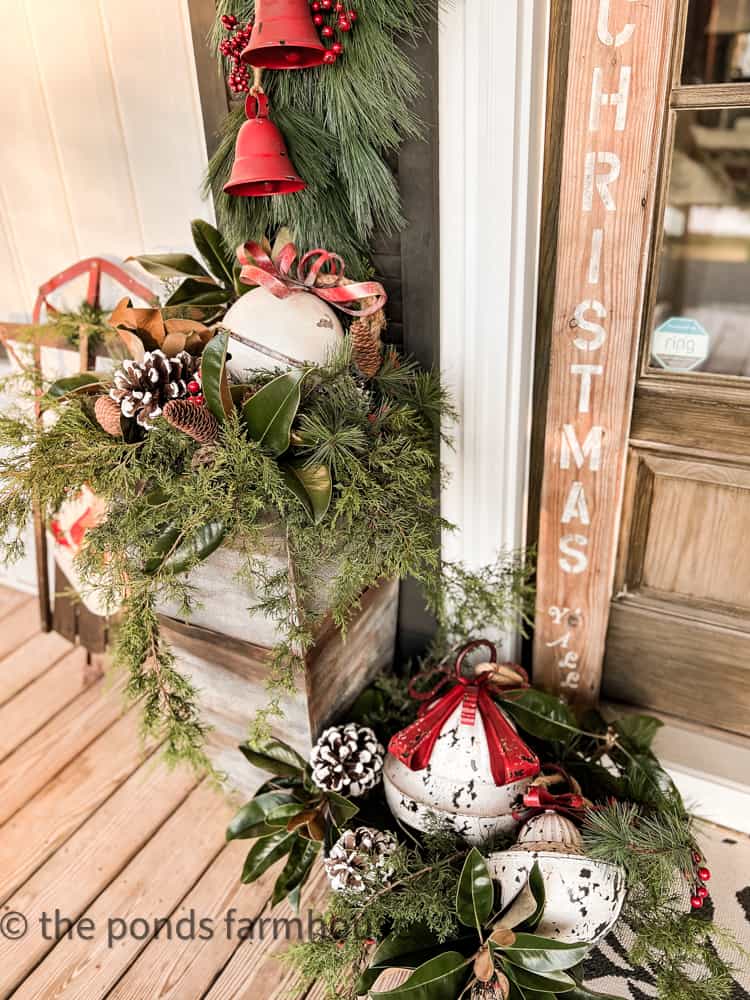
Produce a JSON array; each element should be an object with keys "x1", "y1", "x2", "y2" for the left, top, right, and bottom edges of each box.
[{"x1": 160, "y1": 570, "x2": 399, "y2": 796}]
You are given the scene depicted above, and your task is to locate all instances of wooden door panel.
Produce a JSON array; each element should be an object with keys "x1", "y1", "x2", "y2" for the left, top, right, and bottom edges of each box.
[
  {"x1": 603, "y1": 601, "x2": 750, "y2": 735},
  {"x1": 616, "y1": 449, "x2": 750, "y2": 612}
]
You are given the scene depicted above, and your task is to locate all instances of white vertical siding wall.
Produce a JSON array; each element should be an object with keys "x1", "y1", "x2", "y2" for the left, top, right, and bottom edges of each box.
[
  {"x1": 0, "y1": 0, "x2": 214, "y2": 590},
  {"x1": 439, "y1": 0, "x2": 549, "y2": 656},
  {"x1": 0, "y1": 0, "x2": 213, "y2": 322}
]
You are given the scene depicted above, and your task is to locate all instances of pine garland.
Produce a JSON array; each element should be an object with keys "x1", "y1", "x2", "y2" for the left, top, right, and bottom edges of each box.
[{"x1": 206, "y1": 0, "x2": 435, "y2": 272}]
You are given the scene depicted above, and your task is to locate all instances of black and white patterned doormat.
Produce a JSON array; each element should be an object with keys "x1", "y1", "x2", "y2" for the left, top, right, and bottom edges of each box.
[{"x1": 583, "y1": 823, "x2": 750, "y2": 997}]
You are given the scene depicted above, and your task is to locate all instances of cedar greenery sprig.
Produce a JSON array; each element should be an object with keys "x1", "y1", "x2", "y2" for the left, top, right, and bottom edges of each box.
[{"x1": 206, "y1": 0, "x2": 436, "y2": 272}]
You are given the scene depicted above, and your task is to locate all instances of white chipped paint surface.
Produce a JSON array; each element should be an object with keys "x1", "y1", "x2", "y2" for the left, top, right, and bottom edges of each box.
[
  {"x1": 487, "y1": 849, "x2": 626, "y2": 943},
  {"x1": 383, "y1": 705, "x2": 534, "y2": 846}
]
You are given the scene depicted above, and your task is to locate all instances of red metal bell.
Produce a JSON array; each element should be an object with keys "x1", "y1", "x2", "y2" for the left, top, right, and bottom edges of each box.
[
  {"x1": 241, "y1": 0, "x2": 326, "y2": 70},
  {"x1": 224, "y1": 93, "x2": 306, "y2": 198}
]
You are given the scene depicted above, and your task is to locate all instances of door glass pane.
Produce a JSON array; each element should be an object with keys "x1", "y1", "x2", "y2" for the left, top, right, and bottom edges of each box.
[
  {"x1": 648, "y1": 108, "x2": 750, "y2": 376},
  {"x1": 683, "y1": 0, "x2": 750, "y2": 83}
]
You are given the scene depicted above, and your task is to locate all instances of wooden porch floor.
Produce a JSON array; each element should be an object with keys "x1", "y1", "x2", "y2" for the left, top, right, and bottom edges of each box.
[{"x1": 0, "y1": 585, "x2": 338, "y2": 1000}]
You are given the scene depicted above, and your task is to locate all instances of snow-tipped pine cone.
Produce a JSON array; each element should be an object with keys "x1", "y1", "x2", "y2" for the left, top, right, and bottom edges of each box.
[
  {"x1": 109, "y1": 350, "x2": 197, "y2": 429},
  {"x1": 310, "y1": 723, "x2": 384, "y2": 797},
  {"x1": 324, "y1": 826, "x2": 398, "y2": 893}
]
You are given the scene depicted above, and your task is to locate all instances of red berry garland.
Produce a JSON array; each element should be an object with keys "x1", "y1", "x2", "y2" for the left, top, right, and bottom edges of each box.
[
  {"x1": 688, "y1": 849, "x2": 712, "y2": 909},
  {"x1": 307, "y1": 0, "x2": 358, "y2": 64},
  {"x1": 220, "y1": 18, "x2": 254, "y2": 94}
]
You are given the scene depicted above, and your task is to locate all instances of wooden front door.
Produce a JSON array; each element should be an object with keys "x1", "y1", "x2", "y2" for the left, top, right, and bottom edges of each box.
[{"x1": 602, "y1": 0, "x2": 750, "y2": 736}]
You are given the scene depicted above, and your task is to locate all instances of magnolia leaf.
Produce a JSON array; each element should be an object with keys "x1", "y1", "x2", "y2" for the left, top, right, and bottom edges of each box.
[
  {"x1": 456, "y1": 848, "x2": 494, "y2": 930},
  {"x1": 165, "y1": 278, "x2": 230, "y2": 308},
  {"x1": 129, "y1": 252, "x2": 211, "y2": 280},
  {"x1": 499, "y1": 862, "x2": 546, "y2": 933},
  {"x1": 613, "y1": 714, "x2": 663, "y2": 753},
  {"x1": 242, "y1": 369, "x2": 307, "y2": 457},
  {"x1": 356, "y1": 926, "x2": 447, "y2": 996},
  {"x1": 144, "y1": 521, "x2": 226, "y2": 575},
  {"x1": 42, "y1": 372, "x2": 105, "y2": 407},
  {"x1": 282, "y1": 461, "x2": 332, "y2": 523},
  {"x1": 192, "y1": 219, "x2": 235, "y2": 287},
  {"x1": 508, "y1": 964, "x2": 577, "y2": 993},
  {"x1": 372, "y1": 951, "x2": 470, "y2": 1000},
  {"x1": 502, "y1": 934, "x2": 591, "y2": 974},
  {"x1": 272, "y1": 836, "x2": 320, "y2": 908},
  {"x1": 265, "y1": 802, "x2": 306, "y2": 827},
  {"x1": 201, "y1": 329, "x2": 233, "y2": 421},
  {"x1": 239, "y1": 739, "x2": 308, "y2": 777},
  {"x1": 326, "y1": 789, "x2": 358, "y2": 827},
  {"x1": 226, "y1": 791, "x2": 295, "y2": 841},
  {"x1": 623, "y1": 752, "x2": 681, "y2": 807},
  {"x1": 241, "y1": 830, "x2": 296, "y2": 884},
  {"x1": 500, "y1": 690, "x2": 582, "y2": 742},
  {"x1": 109, "y1": 298, "x2": 165, "y2": 350}
]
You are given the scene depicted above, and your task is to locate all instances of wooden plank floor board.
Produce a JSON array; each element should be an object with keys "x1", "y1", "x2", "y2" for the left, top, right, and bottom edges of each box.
[
  {"x1": 0, "y1": 628, "x2": 73, "y2": 706},
  {"x1": 0, "y1": 677, "x2": 124, "y2": 826},
  {"x1": 203, "y1": 867, "x2": 330, "y2": 1000},
  {"x1": 0, "y1": 598, "x2": 40, "y2": 660},
  {"x1": 0, "y1": 585, "x2": 33, "y2": 621},
  {"x1": 0, "y1": 646, "x2": 90, "y2": 761},
  {"x1": 0, "y1": 756, "x2": 198, "y2": 996},
  {"x1": 9, "y1": 782, "x2": 232, "y2": 1000},
  {"x1": 107, "y1": 840, "x2": 266, "y2": 1000},
  {"x1": 0, "y1": 709, "x2": 155, "y2": 904}
]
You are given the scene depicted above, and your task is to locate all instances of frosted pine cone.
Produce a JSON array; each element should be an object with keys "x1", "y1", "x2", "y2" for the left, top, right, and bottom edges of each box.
[
  {"x1": 109, "y1": 350, "x2": 196, "y2": 429},
  {"x1": 324, "y1": 826, "x2": 398, "y2": 892},
  {"x1": 310, "y1": 723, "x2": 384, "y2": 797}
]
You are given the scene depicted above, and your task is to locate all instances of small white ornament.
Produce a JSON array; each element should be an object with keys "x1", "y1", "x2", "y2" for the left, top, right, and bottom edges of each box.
[
  {"x1": 223, "y1": 286, "x2": 343, "y2": 374},
  {"x1": 516, "y1": 810, "x2": 583, "y2": 853}
]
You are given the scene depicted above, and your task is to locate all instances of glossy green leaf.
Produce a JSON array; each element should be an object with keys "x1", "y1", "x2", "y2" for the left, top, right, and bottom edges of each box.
[
  {"x1": 282, "y1": 461, "x2": 332, "y2": 523},
  {"x1": 201, "y1": 329, "x2": 233, "y2": 422},
  {"x1": 192, "y1": 219, "x2": 235, "y2": 287},
  {"x1": 372, "y1": 951, "x2": 470, "y2": 1000},
  {"x1": 456, "y1": 848, "x2": 494, "y2": 930},
  {"x1": 226, "y1": 791, "x2": 294, "y2": 841},
  {"x1": 42, "y1": 372, "x2": 105, "y2": 407},
  {"x1": 229, "y1": 383, "x2": 254, "y2": 404},
  {"x1": 265, "y1": 802, "x2": 305, "y2": 827},
  {"x1": 507, "y1": 964, "x2": 577, "y2": 992},
  {"x1": 500, "y1": 690, "x2": 582, "y2": 742},
  {"x1": 144, "y1": 521, "x2": 226, "y2": 575},
  {"x1": 622, "y1": 752, "x2": 681, "y2": 807},
  {"x1": 272, "y1": 836, "x2": 320, "y2": 907},
  {"x1": 130, "y1": 252, "x2": 210, "y2": 279},
  {"x1": 326, "y1": 790, "x2": 359, "y2": 827},
  {"x1": 165, "y1": 278, "x2": 230, "y2": 307},
  {"x1": 242, "y1": 369, "x2": 306, "y2": 456},
  {"x1": 613, "y1": 714, "x2": 663, "y2": 753},
  {"x1": 500, "y1": 862, "x2": 546, "y2": 932},
  {"x1": 357, "y1": 926, "x2": 449, "y2": 995},
  {"x1": 503, "y1": 934, "x2": 592, "y2": 974},
  {"x1": 239, "y1": 738, "x2": 308, "y2": 778},
  {"x1": 241, "y1": 830, "x2": 296, "y2": 884}
]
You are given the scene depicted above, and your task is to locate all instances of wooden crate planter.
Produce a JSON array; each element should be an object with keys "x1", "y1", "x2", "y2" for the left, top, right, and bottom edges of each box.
[{"x1": 160, "y1": 577, "x2": 399, "y2": 795}]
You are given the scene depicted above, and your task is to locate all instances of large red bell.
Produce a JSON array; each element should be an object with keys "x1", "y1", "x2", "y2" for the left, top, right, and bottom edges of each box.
[
  {"x1": 224, "y1": 93, "x2": 306, "y2": 197},
  {"x1": 241, "y1": 0, "x2": 326, "y2": 70}
]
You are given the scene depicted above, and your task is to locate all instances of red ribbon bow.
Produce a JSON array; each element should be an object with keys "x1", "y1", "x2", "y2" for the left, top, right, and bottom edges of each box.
[
  {"x1": 513, "y1": 765, "x2": 589, "y2": 822},
  {"x1": 388, "y1": 640, "x2": 540, "y2": 787},
  {"x1": 236, "y1": 241, "x2": 387, "y2": 317}
]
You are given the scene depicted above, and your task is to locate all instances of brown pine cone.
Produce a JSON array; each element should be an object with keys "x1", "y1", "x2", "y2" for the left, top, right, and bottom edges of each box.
[
  {"x1": 163, "y1": 399, "x2": 219, "y2": 444},
  {"x1": 94, "y1": 395, "x2": 123, "y2": 436},
  {"x1": 350, "y1": 316, "x2": 384, "y2": 378}
]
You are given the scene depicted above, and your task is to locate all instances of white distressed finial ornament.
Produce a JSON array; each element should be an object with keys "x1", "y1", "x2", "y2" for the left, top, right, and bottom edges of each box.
[
  {"x1": 487, "y1": 792, "x2": 625, "y2": 942},
  {"x1": 383, "y1": 640, "x2": 541, "y2": 845}
]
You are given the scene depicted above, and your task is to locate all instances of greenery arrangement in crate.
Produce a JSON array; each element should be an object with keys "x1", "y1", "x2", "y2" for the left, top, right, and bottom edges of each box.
[{"x1": 0, "y1": 220, "x2": 535, "y2": 778}]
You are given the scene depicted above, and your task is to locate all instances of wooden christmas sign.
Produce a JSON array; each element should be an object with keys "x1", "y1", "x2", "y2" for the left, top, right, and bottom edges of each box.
[{"x1": 534, "y1": 0, "x2": 677, "y2": 703}]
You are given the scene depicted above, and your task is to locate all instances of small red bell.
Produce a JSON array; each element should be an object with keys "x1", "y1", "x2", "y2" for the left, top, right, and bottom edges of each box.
[
  {"x1": 241, "y1": 0, "x2": 326, "y2": 70},
  {"x1": 224, "y1": 93, "x2": 306, "y2": 198}
]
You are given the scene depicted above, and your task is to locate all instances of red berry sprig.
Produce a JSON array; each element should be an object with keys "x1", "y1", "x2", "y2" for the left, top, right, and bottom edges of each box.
[
  {"x1": 187, "y1": 378, "x2": 204, "y2": 407},
  {"x1": 689, "y1": 850, "x2": 711, "y2": 910},
  {"x1": 309, "y1": 0, "x2": 358, "y2": 64},
  {"x1": 220, "y1": 14, "x2": 254, "y2": 95}
]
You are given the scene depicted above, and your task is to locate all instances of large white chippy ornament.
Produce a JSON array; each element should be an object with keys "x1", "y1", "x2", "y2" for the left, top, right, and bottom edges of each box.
[
  {"x1": 383, "y1": 639, "x2": 541, "y2": 846},
  {"x1": 487, "y1": 787, "x2": 626, "y2": 943},
  {"x1": 223, "y1": 286, "x2": 343, "y2": 374}
]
